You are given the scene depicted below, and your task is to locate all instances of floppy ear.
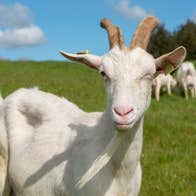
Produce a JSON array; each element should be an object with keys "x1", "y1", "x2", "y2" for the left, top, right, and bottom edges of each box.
[
  {"x1": 59, "y1": 50, "x2": 101, "y2": 69},
  {"x1": 155, "y1": 46, "x2": 186, "y2": 75}
]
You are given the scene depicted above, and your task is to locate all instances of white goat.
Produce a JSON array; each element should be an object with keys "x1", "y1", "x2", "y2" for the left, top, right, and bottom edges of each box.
[
  {"x1": 0, "y1": 17, "x2": 186, "y2": 196},
  {"x1": 0, "y1": 96, "x2": 9, "y2": 196},
  {"x1": 153, "y1": 74, "x2": 177, "y2": 101},
  {"x1": 176, "y1": 61, "x2": 196, "y2": 99}
]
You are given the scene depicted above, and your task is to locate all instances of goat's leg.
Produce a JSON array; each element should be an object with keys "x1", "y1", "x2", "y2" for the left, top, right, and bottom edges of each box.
[
  {"x1": 193, "y1": 87, "x2": 196, "y2": 98},
  {"x1": 167, "y1": 83, "x2": 171, "y2": 95},
  {"x1": 191, "y1": 88, "x2": 194, "y2": 98},
  {"x1": 183, "y1": 82, "x2": 188, "y2": 99},
  {"x1": 155, "y1": 84, "x2": 161, "y2": 101}
]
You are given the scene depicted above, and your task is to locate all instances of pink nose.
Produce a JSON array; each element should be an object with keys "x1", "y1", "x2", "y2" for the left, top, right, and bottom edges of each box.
[{"x1": 114, "y1": 106, "x2": 134, "y2": 116}]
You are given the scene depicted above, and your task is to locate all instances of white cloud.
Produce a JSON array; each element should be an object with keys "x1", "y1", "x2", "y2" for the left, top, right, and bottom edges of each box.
[
  {"x1": 0, "y1": 25, "x2": 46, "y2": 48},
  {"x1": 0, "y1": 3, "x2": 46, "y2": 48},
  {"x1": 0, "y1": 3, "x2": 32, "y2": 28},
  {"x1": 107, "y1": 0, "x2": 149, "y2": 20}
]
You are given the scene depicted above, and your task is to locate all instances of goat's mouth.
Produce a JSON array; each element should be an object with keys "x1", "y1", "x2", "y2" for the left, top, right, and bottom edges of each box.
[{"x1": 114, "y1": 120, "x2": 134, "y2": 130}]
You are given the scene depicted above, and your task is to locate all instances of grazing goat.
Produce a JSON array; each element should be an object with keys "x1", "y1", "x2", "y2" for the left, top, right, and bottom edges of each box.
[
  {"x1": 153, "y1": 74, "x2": 177, "y2": 101},
  {"x1": 0, "y1": 17, "x2": 186, "y2": 196},
  {"x1": 176, "y1": 62, "x2": 196, "y2": 99}
]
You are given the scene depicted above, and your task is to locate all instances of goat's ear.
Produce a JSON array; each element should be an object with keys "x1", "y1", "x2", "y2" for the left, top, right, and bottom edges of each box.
[
  {"x1": 59, "y1": 50, "x2": 101, "y2": 69},
  {"x1": 155, "y1": 46, "x2": 186, "y2": 75}
]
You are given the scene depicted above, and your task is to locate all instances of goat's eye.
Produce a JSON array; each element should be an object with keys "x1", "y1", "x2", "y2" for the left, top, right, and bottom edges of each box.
[
  {"x1": 100, "y1": 71, "x2": 106, "y2": 77},
  {"x1": 142, "y1": 73, "x2": 154, "y2": 80},
  {"x1": 100, "y1": 71, "x2": 108, "y2": 80}
]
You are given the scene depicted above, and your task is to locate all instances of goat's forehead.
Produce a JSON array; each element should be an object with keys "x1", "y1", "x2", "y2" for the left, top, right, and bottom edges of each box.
[{"x1": 102, "y1": 47, "x2": 155, "y2": 74}]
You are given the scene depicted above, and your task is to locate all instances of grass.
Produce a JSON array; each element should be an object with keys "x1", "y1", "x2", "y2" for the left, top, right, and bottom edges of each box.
[
  {"x1": 0, "y1": 60, "x2": 195, "y2": 195},
  {"x1": 142, "y1": 96, "x2": 195, "y2": 195}
]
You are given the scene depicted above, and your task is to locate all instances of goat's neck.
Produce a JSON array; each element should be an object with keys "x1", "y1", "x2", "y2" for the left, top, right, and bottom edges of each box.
[
  {"x1": 99, "y1": 110, "x2": 143, "y2": 188},
  {"x1": 75, "y1": 110, "x2": 143, "y2": 188},
  {"x1": 101, "y1": 109, "x2": 143, "y2": 166}
]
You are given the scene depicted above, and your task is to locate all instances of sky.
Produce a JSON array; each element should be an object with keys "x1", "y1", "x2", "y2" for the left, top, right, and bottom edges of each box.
[{"x1": 0, "y1": 0, "x2": 196, "y2": 61}]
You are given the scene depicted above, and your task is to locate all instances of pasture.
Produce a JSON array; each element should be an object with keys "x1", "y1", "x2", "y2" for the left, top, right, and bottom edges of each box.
[{"x1": 0, "y1": 60, "x2": 195, "y2": 195}]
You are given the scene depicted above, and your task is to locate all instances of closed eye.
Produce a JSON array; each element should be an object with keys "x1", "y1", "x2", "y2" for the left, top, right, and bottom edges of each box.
[
  {"x1": 100, "y1": 71, "x2": 106, "y2": 78},
  {"x1": 99, "y1": 68, "x2": 109, "y2": 80}
]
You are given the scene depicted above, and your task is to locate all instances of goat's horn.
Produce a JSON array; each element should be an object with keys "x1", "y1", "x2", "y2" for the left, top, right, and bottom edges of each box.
[
  {"x1": 129, "y1": 16, "x2": 159, "y2": 50},
  {"x1": 117, "y1": 27, "x2": 125, "y2": 49},
  {"x1": 101, "y1": 18, "x2": 125, "y2": 49}
]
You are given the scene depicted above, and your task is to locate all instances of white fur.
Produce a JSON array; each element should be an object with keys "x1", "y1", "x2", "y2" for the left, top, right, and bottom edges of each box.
[
  {"x1": 176, "y1": 62, "x2": 196, "y2": 99},
  {"x1": 0, "y1": 95, "x2": 9, "y2": 196},
  {"x1": 0, "y1": 45, "x2": 186, "y2": 196},
  {"x1": 153, "y1": 74, "x2": 177, "y2": 101},
  {"x1": 0, "y1": 47, "x2": 155, "y2": 196}
]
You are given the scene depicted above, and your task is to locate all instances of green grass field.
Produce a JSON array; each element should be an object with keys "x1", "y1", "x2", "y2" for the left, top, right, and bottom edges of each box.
[{"x1": 0, "y1": 60, "x2": 195, "y2": 195}]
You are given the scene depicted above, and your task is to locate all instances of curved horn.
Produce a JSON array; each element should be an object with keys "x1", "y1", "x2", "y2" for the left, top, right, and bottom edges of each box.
[
  {"x1": 100, "y1": 18, "x2": 125, "y2": 49},
  {"x1": 117, "y1": 27, "x2": 125, "y2": 49},
  {"x1": 129, "y1": 16, "x2": 159, "y2": 50}
]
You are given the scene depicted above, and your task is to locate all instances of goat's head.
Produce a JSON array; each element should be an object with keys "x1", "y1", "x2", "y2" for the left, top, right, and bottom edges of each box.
[{"x1": 60, "y1": 16, "x2": 186, "y2": 131}]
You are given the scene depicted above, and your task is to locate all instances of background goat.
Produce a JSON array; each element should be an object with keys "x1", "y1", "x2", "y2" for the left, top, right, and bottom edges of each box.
[
  {"x1": 0, "y1": 17, "x2": 186, "y2": 196},
  {"x1": 176, "y1": 61, "x2": 196, "y2": 99},
  {"x1": 153, "y1": 74, "x2": 177, "y2": 101}
]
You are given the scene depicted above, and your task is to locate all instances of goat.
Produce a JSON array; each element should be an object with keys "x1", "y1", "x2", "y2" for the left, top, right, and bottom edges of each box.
[
  {"x1": 176, "y1": 61, "x2": 196, "y2": 99},
  {"x1": 153, "y1": 73, "x2": 177, "y2": 101},
  {"x1": 0, "y1": 95, "x2": 9, "y2": 196},
  {"x1": 0, "y1": 17, "x2": 186, "y2": 196}
]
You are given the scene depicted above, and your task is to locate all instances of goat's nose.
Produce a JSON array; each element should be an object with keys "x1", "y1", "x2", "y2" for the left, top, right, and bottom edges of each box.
[{"x1": 114, "y1": 106, "x2": 134, "y2": 116}]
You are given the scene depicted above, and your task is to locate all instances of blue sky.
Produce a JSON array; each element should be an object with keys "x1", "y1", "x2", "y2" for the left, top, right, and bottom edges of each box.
[{"x1": 0, "y1": 0, "x2": 196, "y2": 61}]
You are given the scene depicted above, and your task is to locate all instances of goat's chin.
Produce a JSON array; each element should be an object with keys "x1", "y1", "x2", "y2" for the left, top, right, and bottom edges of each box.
[
  {"x1": 114, "y1": 120, "x2": 136, "y2": 131},
  {"x1": 113, "y1": 113, "x2": 139, "y2": 131}
]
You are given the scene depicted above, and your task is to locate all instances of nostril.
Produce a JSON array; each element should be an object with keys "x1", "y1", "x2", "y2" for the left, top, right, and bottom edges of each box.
[
  {"x1": 114, "y1": 107, "x2": 134, "y2": 116},
  {"x1": 124, "y1": 107, "x2": 134, "y2": 115},
  {"x1": 114, "y1": 108, "x2": 121, "y2": 116}
]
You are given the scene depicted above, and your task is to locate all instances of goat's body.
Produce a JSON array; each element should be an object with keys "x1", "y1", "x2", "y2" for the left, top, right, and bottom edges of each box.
[
  {"x1": 2, "y1": 88, "x2": 142, "y2": 196},
  {"x1": 177, "y1": 62, "x2": 196, "y2": 99},
  {"x1": 153, "y1": 74, "x2": 176, "y2": 101},
  {"x1": 0, "y1": 95, "x2": 9, "y2": 196},
  {"x1": 0, "y1": 16, "x2": 186, "y2": 196}
]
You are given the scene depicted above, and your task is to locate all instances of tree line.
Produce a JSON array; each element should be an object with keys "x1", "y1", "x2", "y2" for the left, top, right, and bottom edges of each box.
[{"x1": 148, "y1": 20, "x2": 196, "y2": 60}]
